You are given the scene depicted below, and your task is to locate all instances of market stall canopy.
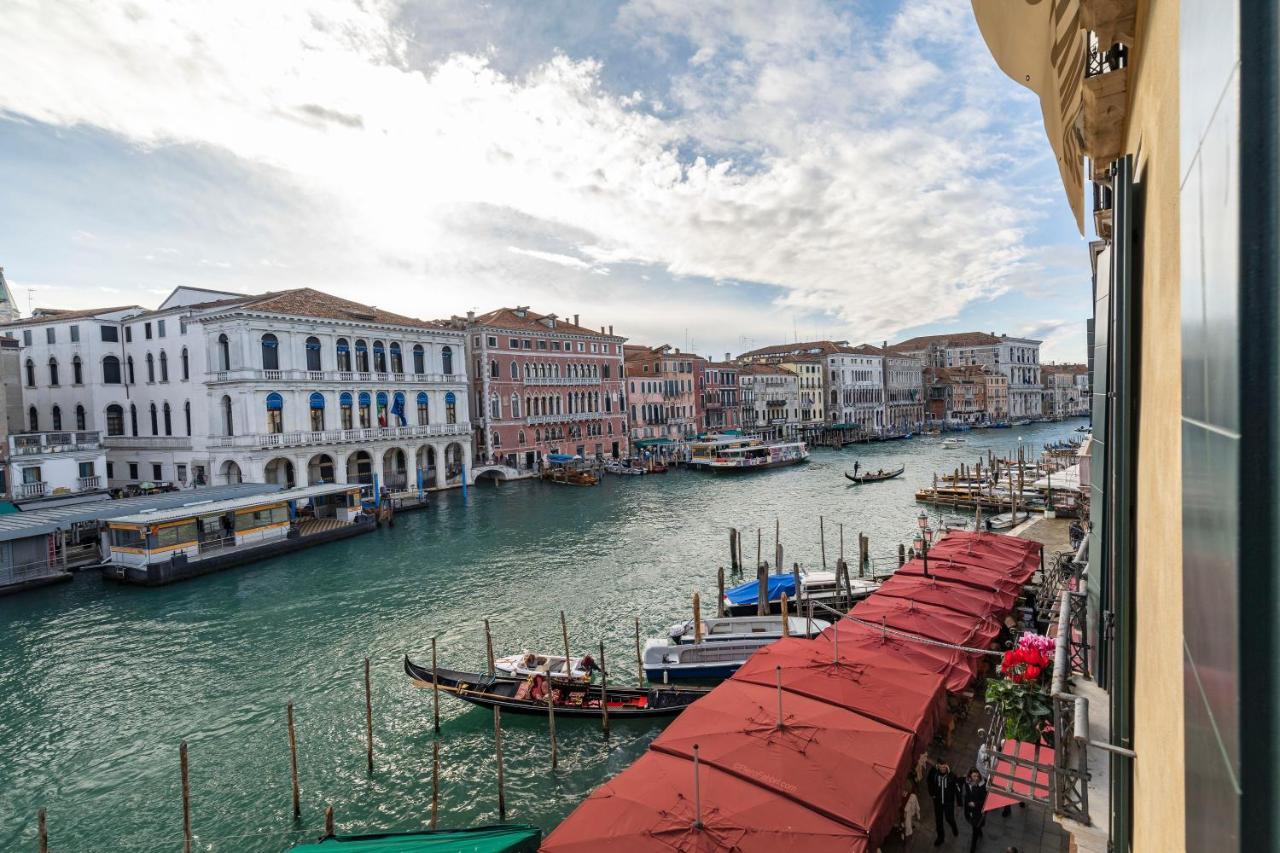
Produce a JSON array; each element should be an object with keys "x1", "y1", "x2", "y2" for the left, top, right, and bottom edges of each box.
[
  {"x1": 894, "y1": 556, "x2": 1026, "y2": 599},
  {"x1": 731, "y1": 637, "x2": 947, "y2": 744},
  {"x1": 926, "y1": 532, "x2": 1042, "y2": 585},
  {"x1": 816, "y1": 619, "x2": 981, "y2": 694},
  {"x1": 849, "y1": 596, "x2": 1001, "y2": 649},
  {"x1": 971, "y1": 0, "x2": 1086, "y2": 231},
  {"x1": 873, "y1": 573, "x2": 1010, "y2": 621},
  {"x1": 649, "y1": 679, "x2": 913, "y2": 841},
  {"x1": 540, "y1": 750, "x2": 870, "y2": 853}
]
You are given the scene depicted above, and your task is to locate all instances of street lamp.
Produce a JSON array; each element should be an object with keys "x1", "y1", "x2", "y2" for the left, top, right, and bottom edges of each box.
[{"x1": 914, "y1": 512, "x2": 933, "y2": 577}]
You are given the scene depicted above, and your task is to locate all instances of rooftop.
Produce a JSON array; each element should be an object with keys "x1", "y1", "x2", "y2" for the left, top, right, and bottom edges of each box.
[
  {"x1": 109, "y1": 483, "x2": 359, "y2": 525},
  {"x1": 210, "y1": 288, "x2": 451, "y2": 330},
  {"x1": 469, "y1": 307, "x2": 624, "y2": 339},
  {"x1": 737, "y1": 339, "x2": 854, "y2": 359}
]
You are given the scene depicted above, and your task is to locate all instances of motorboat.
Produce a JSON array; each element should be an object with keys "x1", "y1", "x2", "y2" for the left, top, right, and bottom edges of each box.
[
  {"x1": 987, "y1": 510, "x2": 1033, "y2": 530},
  {"x1": 643, "y1": 638, "x2": 771, "y2": 682},
  {"x1": 494, "y1": 651, "x2": 593, "y2": 681},
  {"x1": 687, "y1": 436, "x2": 810, "y2": 471},
  {"x1": 941, "y1": 437, "x2": 968, "y2": 449},
  {"x1": 666, "y1": 614, "x2": 830, "y2": 644},
  {"x1": 722, "y1": 569, "x2": 879, "y2": 616}
]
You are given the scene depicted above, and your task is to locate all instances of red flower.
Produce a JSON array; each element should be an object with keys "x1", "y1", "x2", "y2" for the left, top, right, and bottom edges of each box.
[{"x1": 1025, "y1": 664, "x2": 1042, "y2": 680}]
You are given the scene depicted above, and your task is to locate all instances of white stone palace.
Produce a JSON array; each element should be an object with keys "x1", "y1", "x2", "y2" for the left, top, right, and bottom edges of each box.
[{"x1": 1, "y1": 286, "x2": 473, "y2": 492}]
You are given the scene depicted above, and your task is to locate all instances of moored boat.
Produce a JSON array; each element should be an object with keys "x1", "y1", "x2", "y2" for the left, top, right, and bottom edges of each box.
[
  {"x1": 722, "y1": 569, "x2": 879, "y2": 616},
  {"x1": 666, "y1": 614, "x2": 830, "y2": 644},
  {"x1": 844, "y1": 464, "x2": 905, "y2": 483},
  {"x1": 643, "y1": 637, "x2": 771, "y2": 682},
  {"x1": 404, "y1": 657, "x2": 707, "y2": 718},
  {"x1": 493, "y1": 651, "x2": 594, "y2": 682},
  {"x1": 986, "y1": 510, "x2": 1032, "y2": 530},
  {"x1": 941, "y1": 437, "x2": 967, "y2": 449}
]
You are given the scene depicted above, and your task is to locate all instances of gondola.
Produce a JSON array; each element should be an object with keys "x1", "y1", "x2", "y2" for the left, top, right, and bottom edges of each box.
[
  {"x1": 404, "y1": 657, "x2": 708, "y2": 719},
  {"x1": 844, "y1": 464, "x2": 905, "y2": 484}
]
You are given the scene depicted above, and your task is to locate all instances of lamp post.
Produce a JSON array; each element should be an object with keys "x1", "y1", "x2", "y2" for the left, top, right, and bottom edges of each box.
[{"x1": 914, "y1": 511, "x2": 934, "y2": 578}]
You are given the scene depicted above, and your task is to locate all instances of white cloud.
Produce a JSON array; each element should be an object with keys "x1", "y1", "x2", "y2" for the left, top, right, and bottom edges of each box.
[{"x1": 0, "y1": 0, "x2": 1067, "y2": 344}]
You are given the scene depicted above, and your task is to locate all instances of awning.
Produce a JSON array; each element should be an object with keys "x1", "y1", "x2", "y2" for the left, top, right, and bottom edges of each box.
[
  {"x1": 732, "y1": 637, "x2": 947, "y2": 745},
  {"x1": 894, "y1": 556, "x2": 1026, "y2": 600},
  {"x1": 817, "y1": 618, "x2": 981, "y2": 693},
  {"x1": 873, "y1": 573, "x2": 1009, "y2": 620},
  {"x1": 849, "y1": 596, "x2": 1001, "y2": 649},
  {"x1": 540, "y1": 751, "x2": 870, "y2": 852},
  {"x1": 971, "y1": 0, "x2": 1086, "y2": 231},
  {"x1": 648, "y1": 679, "x2": 913, "y2": 840},
  {"x1": 632, "y1": 438, "x2": 673, "y2": 448}
]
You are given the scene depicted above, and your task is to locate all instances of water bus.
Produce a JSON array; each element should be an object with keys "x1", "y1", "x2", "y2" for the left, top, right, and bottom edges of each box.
[{"x1": 686, "y1": 435, "x2": 810, "y2": 472}]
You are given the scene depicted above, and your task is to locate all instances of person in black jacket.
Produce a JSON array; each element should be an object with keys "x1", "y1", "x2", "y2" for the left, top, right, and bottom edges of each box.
[
  {"x1": 926, "y1": 760, "x2": 960, "y2": 845},
  {"x1": 962, "y1": 768, "x2": 989, "y2": 852}
]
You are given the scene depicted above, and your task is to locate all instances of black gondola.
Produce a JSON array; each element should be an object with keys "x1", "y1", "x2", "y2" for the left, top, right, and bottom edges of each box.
[
  {"x1": 844, "y1": 464, "x2": 906, "y2": 483},
  {"x1": 403, "y1": 656, "x2": 708, "y2": 719}
]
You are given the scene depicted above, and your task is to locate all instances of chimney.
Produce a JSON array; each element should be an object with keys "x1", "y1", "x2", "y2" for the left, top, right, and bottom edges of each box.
[
  {"x1": 724, "y1": 352, "x2": 730, "y2": 362},
  {"x1": 467, "y1": 310, "x2": 475, "y2": 322},
  {"x1": 608, "y1": 325, "x2": 613, "y2": 335},
  {"x1": 574, "y1": 313, "x2": 579, "y2": 326},
  {"x1": 601, "y1": 326, "x2": 605, "y2": 334}
]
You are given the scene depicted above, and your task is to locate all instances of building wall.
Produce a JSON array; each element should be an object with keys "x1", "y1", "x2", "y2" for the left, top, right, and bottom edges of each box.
[{"x1": 1127, "y1": 1, "x2": 1187, "y2": 850}]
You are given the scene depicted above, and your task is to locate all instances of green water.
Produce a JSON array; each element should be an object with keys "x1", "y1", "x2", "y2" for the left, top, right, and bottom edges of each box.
[{"x1": 0, "y1": 422, "x2": 1082, "y2": 851}]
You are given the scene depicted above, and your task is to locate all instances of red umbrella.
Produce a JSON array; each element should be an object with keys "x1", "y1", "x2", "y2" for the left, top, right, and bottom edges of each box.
[
  {"x1": 649, "y1": 679, "x2": 913, "y2": 843},
  {"x1": 928, "y1": 532, "x2": 1041, "y2": 584},
  {"x1": 872, "y1": 573, "x2": 1012, "y2": 620},
  {"x1": 732, "y1": 637, "x2": 947, "y2": 744},
  {"x1": 849, "y1": 596, "x2": 1001, "y2": 649},
  {"x1": 895, "y1": 556, "x2": 1025, "y2": 598},
  {"x1": 816, "y1": 618, "x2": 981, "y2": 693},
  {"x1": 541, "y1": 751, "x2": 869, "y2": 853}
]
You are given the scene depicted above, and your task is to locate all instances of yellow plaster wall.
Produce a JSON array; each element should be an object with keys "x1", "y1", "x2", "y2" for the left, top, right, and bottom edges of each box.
[{"x1": 1123, "y1": 1, "x2": 1186, "y2": 850}]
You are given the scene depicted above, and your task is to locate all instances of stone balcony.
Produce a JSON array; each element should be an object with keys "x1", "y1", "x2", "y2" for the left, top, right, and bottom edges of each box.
[
  {"x1": 102, "y1": 436, "x2": 194, "y2": 450},
  {"x1": 10, "y1": 431, "x2": 102, "y2": 456},
  {"x1": 526, "y1": 411, "x2": 610, "y2": 426},
  {"x1": 206, "y1": 422, "x2": 471, "y2": 451},
  {"x1": 208, "y1": 368, "x2": 461, "y2": 385},
  {"x1": 522, "y1": 375, "x2": 601, "y2": 386}
]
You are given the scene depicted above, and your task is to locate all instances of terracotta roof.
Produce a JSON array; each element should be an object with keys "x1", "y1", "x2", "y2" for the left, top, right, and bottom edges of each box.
[
  {"x1": 892, "y1": 332, "x2": 1004, "y2": 350},
  {"x1": 471, "y1": 306, "x2": 623, "y2": 339},
  {"x1": 738, "y1": 363, "x2": 795, "y2": 376},
  {"x1": 1041, "y1": 363, "x2": 1088, "y2": 376},
  {"x1": 220, "y1": 288, "x2": 450, "y2": 329},
  {"x1": 738, "y1": 339, "x2": 854, "y2": 359},
  {"x1": 0, "y1": 305, "x2": 144, "y2": 326},
  {"x1": 847, "y1": 343, "x2": 885, "y2": 356}
]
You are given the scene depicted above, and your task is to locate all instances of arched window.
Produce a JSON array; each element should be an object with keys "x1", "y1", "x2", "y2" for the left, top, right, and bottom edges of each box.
[
  {"x1": 127, "y1": 356, "x2": 135, "y2": 385},
  {"x1": 75, "y1": 404, "x2": 86, "y2": 430},
  {"x1": 146, "y1": 353, "x2": 155, "y2": 383},
  {"x1": 222, "y1": 396, "x2": 234, "y2": 436},
  {"x1": 441, "y1": 346, "x2": 453, "y2": 375},
  {"x1": 372, "y1": 340, "x2": 387, "y2": 373},
  {"x1": 511, "y1": 395, "x2": 520, "y2": 418},
  {"x1": 309, "y1": 391, "x2": 325, "y2": 431},
  {"x1": 217, "y1": 334, "x2": 231, "y2": 371},
  {"x1": 24, "y1": 359, "x2": 34, "y2": 387},
  {"x1": 510, "y1": 361, "x2": 518, "y2": 379},
  {"x1": 181, "y1": 348, "x2": 189, "y2": 380},
  {"x1": 106, "y1": 404, "x2": 124, "y2": 436},
  {"x1": 355, "y1": 339, "x2": 369, "y2": 372},
  {"x1": 357, "y1": 391, "x2": 372, "y2": 428},
  {"x1": 392, "y1": 391, "x2": 406, "y2": 426},
  {"x1": 159, "y1": 351, "x2": 169, "y2": 382},
  {"x1": 489, "y1": 394, "x2": 500, "y2": 419},
  {"x1": 535, "y1": 429, "x2": 541, "y2": 442},
  {"x1": 149, "y1": 402, "x2": 158, "y2": 435},
  {"x1": 265, "y1": 392, "x2": 284, "y2": 433},
  {"x1": 389, "y1": 342, "x2": 403, "y2": 373},
  {"x1": 72, "y1": 356, "x2": 83, "y2": 385},
  {"x1": 51, "y1": 405, "x2": 61, "y2": 430},
  {"x1": 163, "y1": 402, "x2": 172, "y2": 436},
  {"x1": 339, "y1": 391, "x2": 354, "y2": 430},
  {"x1": 492, "y1": 431, "x2": 501, "y2": 448},
  {"x1": 416, "y1": 392, "x2": 429, "y2": 425},
  {"x1": 445, "y1": 391, "x2": 457, "y2": 424},
  {"x1": 28, "y1": 406, "x2": 38, "y2": 431},
  {"x1": 490, "y1": 360, "x2": 499, "y2": 378},
  {"x1": 261, "y1": 334, "x2": 279, "y2": 370},
  {"x1": 129, "y1": 404, "x2": 138, "y2": 436},
  {"x1": 336, "y1": 338, "x2": 352, "y2": 372},
  {"x1": 48, "y1": 357, "x2": 59, "y2": 386},
  {"x1": 518, "y1": 430, "x2": 526, "y2": 445},
  {"x1": 375, "y1": 391, "x2": 389, "y2": 427},
  {"x1": 412, "y1": 344, "x2": 425, "y2": 375},
  {"x1": 305, "y1": 336, "x2": 322, "y2": 372},
  {"x1": 184, "y1": 401, "x2": 191, "y2": 436}
]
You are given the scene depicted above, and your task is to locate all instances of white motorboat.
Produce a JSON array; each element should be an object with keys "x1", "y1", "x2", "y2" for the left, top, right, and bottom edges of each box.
[
  {"x1": 667, "y1": 614, "x2": 830, "y2": 644},
  {"x1": 643, "y1": 638, "x2": 769, "y2": 682},
  {"x1": 941, "y1": 437, "x2": 968, "y2": 449},
  {"x1": 494, "y1": 651, "x2": 593, "y2": 681},
  {"x1": 986, "y1": 510, "x2": 1033, "y2": 531}
]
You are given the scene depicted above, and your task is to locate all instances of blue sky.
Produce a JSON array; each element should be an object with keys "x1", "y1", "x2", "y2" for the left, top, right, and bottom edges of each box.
[{"x1": 0, "y1": 0, "x2": 1089, "y2": 361}]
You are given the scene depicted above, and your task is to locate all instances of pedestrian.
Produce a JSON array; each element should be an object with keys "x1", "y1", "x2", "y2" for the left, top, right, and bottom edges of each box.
[
  {"x1": 901, "y1": 780, "x2": 922, "y2": 840},
  {"x1": 926, "y1": 759, "x2": 960, "y2": 846},
  {"x1": 962, "y1": 768, "x2": 988, "y2": 852}
]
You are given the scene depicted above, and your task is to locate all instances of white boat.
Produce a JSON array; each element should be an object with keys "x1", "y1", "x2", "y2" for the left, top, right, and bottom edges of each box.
[
  {"x1": 687, "y1": 436, "x2": 810, "y2": 471},
  {"x1": 667, "y1": 614, "x2": 830, "y2": 644},
  {"x1": 801, "y1": 569, "x2": 881, "y2": 607},
  {"x1": 941, "y1": 437, "x2": 968, "y2": 449},
  {"x1": 494, "y1": 651, "x2": 593, "y2": 681},
  {"x1": 604, "y1": 460, "x2": 645, "y2": 475},
  {"x1": 986, "y1": 510, "x2": 1032, "y2": 531},
  {"x1": 643, "y1": 638, "x2": 769, "y2": 682}
]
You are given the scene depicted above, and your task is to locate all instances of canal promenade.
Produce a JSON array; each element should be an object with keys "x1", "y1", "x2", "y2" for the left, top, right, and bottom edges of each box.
[{"x1": 0, "y1": 422, "x2": 1082, "y2": 851}]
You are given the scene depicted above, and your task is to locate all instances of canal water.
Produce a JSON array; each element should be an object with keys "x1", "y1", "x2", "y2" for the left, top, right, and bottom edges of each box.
[{"x1": 0, "y1": 421, "x2": 1083, "y2": 851}]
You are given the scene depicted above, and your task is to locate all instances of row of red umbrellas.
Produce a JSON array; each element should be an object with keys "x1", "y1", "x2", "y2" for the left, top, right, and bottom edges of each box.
[{"x1": 542, "y1": 531, "x2": 1042, "y2": 852}]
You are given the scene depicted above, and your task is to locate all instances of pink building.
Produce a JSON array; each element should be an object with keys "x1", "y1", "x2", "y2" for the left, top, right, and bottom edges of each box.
[
  {"x1": 623, "y1": 344, "x2": 704, "y2": 442},
  {"x1": 465, "y1": 307, "x2": 627, "y2": 472},
  {"x1": 701, "y1": 357, "x2": 742, "y2": 432}
]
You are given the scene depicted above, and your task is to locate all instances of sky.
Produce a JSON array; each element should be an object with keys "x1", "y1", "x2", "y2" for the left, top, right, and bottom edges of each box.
[{"x1": 0, "y1": 0, "x2": 1090, "y2": 363}]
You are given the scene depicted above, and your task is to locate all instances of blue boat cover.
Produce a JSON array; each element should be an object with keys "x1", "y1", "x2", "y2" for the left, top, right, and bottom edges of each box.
[
  {"x1": 724, "y1": 574, "x2": 797, "y2": 606},
  {"x1": 546, "y1": 453, "x2": 580, "y2": 463}
]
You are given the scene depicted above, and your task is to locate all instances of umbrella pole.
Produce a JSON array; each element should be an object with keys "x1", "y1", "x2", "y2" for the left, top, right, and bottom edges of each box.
[
  {"x1": 775, "y1": 665, "x2": 784, "y2": 730},
  {"x1": 692, "y1": 744, "x2": 704, "y2": 830}
]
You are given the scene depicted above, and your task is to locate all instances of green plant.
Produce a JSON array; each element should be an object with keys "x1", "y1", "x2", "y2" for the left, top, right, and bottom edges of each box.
[{"x1": 985, "y1": 677, "x2": 1053, "y2": 745}]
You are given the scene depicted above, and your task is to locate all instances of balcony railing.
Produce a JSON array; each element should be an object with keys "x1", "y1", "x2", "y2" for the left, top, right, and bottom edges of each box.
[
  {"x1": 16, "y1": 481, "x2": 47, "y2": 498},
  {"x1": 208, "y1": 368, "x2": 460, "y2": 385},
  {"x1": 77, "y1": 475, "x2": 103, "y2": 490},
  {"x1": 523, "y1": 376, "x2": 600, "y2": 386},
  {"x1": 206, "y1": 422, "x2": 471, "y2": 450},
  {"x1": 102, "y1": 436, "x2": 194, "y2": 450},
  {"x1": 526, "y1": 412, "x2": 609, "y2": 426},
  {"x1": 11, "y1": 431, "x2": 102, "y2": 455}
]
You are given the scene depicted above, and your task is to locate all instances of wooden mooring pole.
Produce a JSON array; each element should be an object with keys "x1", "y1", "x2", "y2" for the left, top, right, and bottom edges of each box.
[
  {"x1": 634, "y1": 617, "x2": 643, "y2": 685},
  {"x1": 37, "y1": 809, "x2": 47, "y2": 853},
  {"x1": 484, "y1": 619, "x2": 495, "y2": 675},
  {"x1": 560, "y1": 611, "x2": 571, "y2": 678},
  {"x1": 430, "y1": 740, "x2": 440, "y2": 829},
  {"x1": 431, "y1": 637, "x2": 441, "y2": 735},
  {"x1": 898, "y1": 542, "x2": 906, "y2": 567},
  {"x1": 717, "y1": 567, "x2": 725, "y2": 618},
  {"x1": 547, "y1": 665, "x2": 558, "y2": 768},
  {"x1": 287, "y1": 702, "x2": 301, "y2": 820},
  {"x1": 180, "y1": 741, "x2": 192, "y2": 853},
  {"x1": 599, "y1": 640, "x2": 610, "y2": 736},
  {"x1": 859, "y1": 533, "x2": 868, "y2": 578},
  {"x1": 819, "y1": 515, "x2": 826, "y2": 569},
  {"x1": 323, "y1": 805, "x2": 334, "y2": 839},
  {"x1": 756, "y1": 528, "x2": 762, "y2": 570},
  {"x1": 364, "y1": 657, "x2": 374, "y2": 775},
  {"x1": 780, "y1": 593, "x2": 790, "y2": 636},
  {"x1": 756, "y1": 565, "x2": 768, "y2": 617},
  {"x1": 493, "y1": 706, "x2": 506, "y2": 820}
]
